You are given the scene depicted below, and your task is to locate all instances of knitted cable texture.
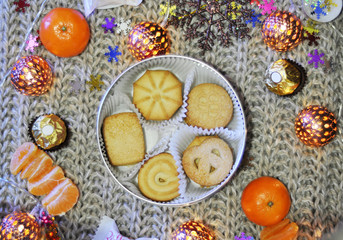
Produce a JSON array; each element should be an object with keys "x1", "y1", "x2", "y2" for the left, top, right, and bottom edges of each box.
[{"x1": 0, "y1": 0, "x2": 342, "y2": 239}]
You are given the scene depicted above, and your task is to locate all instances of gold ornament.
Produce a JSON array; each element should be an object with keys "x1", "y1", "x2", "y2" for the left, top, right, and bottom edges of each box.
[
  {"x1": 10, "y1": 55, "x2": 53, "y2": 96},
  {"x1": 0, "y1": 212, "x2": 40, "y2": 240},
  {"x1": 295, "y1": 105, "x2": 337, "y2": 147},
  {"x1": 171, "y1": 220, "x2": 215, "y2": 240},
  {"x1": 261, "y1": 11, "x2": 303, "y2": 52},
  {"x1": 127, "y1": 21, "x2": 170, "y2": 61}
]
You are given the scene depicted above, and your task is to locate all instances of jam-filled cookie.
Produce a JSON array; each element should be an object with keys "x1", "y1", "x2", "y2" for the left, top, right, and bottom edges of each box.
[
  {"x1": 185, "y1": 83, "x2": 233, "y2": 129},
  {"x1": 138, "y1": 153, "x2": 180, "y2": 201},
  {"x1": 182, "y1": 138, "x2": 233, "y2": 187}
]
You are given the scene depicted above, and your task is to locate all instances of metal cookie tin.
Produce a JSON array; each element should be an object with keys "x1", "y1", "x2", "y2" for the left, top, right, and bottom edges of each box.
[{"x1": 96, "y1": 55, "x2": 247, "y2": 206}]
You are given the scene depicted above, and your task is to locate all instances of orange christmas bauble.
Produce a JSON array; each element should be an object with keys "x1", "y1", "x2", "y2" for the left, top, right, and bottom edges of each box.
[
  {"x1": 261, "y1": 11, "x2": 303, "y2": 52},
  {"x1": 0, "y1": 212, "x2": 40, "y2": 240},
  {"x1": 295, "y1": 105, "x2": 337, "y2": 147},
  {"x1": 128, "y1": 21, "x2": 170, "y2": 61},
  {"x1": 11, "y1": 55, "x2": 53, "y2": 96}
]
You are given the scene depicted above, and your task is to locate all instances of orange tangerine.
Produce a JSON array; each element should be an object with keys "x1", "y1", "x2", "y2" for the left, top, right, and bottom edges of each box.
[
  {"x1": 28, "y1": 166, "x2": 65, "y2": 196},
  {"x1": 260, "y1": 219, "x2": 299, "y2": 240},
  {"x1": 10, "y1": 142, "x2": 38, "y2": 175},
  {"x1": 27, "y1": 155, "x2": 54, "y2": 183},
  {"x1": 42, "y1": 178, "x2": 79, "y2": 216},
  {"x1": 20, "y1": 149, "x2": 51, "y2": 179}
]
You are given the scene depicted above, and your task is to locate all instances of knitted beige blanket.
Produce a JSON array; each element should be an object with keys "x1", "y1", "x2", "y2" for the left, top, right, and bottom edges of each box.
[{"x1": 0, "y1": 0, "x2": 342, "y2": 239}]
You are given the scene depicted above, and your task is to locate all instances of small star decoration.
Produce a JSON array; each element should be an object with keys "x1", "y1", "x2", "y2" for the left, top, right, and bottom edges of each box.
[
  {"x1": 25, "y1": 34, "x2": 39, "y2": 52},
  {"x1": 235, "y1": 232, "x2": 254, "y2": 240},
  {"x1": 102, "y1": 17, "x2": 117, "y2": 33},
  {"x1": 13, "y1": 0, "x2": 30, "y2": 12},
  {"x1": 250, "y1": 0, "x2": 261, "y2": 6},
  {"x1": 116, "y1": 18, "x2": 132, "y2": 35},
  {"x1": 159, "y1": 3, "x2": 177, "y2": 17},
  {"x1": 246, "y1": 9, "x2": 262, "y2": 27},
  {"x1": 259, "y1": 0, "x2": 277, "y2": 15},
  {"x1": 69, "y1": 80, "x2": 83, "y2": 94},
  {"x1": 304, "y1": 31, "x2": 320, "y2": 46},
  {"x1": 87, "y1": 74, "x2": 104, "y2": 91},
  {"x1": 304, "y1": 19, "x2": 319, "y2": 35},
  {"x1": 321, "y1": 0, "x2": 337, "y2": 12},
  {"x1": 105, "y1": 46, "x2": 122, "y2": 63},
  {"x1": 308, "y1": 49, "x2": 325, "y2": 69},
  {"x1": 311, "y1": 0, "x2": 327, "y2": 19}
]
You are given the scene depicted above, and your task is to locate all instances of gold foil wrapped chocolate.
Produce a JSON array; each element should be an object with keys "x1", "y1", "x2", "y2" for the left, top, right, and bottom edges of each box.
[
  {"x1": 31, "y1": 114, "x2": 67, "y2": 150},
  {"x1": 265, "y1": 59, "x2": 304, "y2": 96}
]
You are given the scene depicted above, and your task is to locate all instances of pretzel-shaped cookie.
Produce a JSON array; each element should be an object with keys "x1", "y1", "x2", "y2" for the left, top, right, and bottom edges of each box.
[{"x1": 182, "y1": 138, "x2": 233, "y2": 187}]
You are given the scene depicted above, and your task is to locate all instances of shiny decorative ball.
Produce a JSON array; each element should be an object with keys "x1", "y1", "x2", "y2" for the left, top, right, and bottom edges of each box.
[
  {"x1": 261, "y1": 11, "x2": 303, "y2": 52},
  {"x1": 295, "y1": 105, "x2": 337, "y2": 147},
  {"x1": 11, "y1": 55, "x2": 53, "y2": 96},
  {"x1": 0, "y1": 212, "x2": 40, "y2": 240},
  {"x1": 127, "y1": 21, "x2": 170, "y2": 61},
  {"x1": 171, "y1": 220, "x2": 215, "y2": 240}
]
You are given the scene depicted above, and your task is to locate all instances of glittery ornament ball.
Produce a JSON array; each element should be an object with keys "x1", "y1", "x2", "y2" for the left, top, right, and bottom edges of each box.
[
  {"x1": 0, "y1": 212, "x2": 40, "y2": 240},
  {"x1": 11, "y1": 55, "x2": 53, "y2": 96},
  {"x1": 171, "y1": 220, "x2": 215, "y2": 240},
  {"x1": 295, "y1": 105, "x2": 337, "y2": 147},
  {"x1": 127, "y1": 21, "x2": 170, "y2": 61},
  {"x1": 261, "y1": 11, "x2": 303, "y2": 52}
]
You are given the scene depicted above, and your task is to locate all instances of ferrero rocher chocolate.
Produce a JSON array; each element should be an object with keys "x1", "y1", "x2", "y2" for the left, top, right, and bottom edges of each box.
[
  {"x1": 31, "y1": 114, "x2": 67, "y2": 150},
  {"x1": 265, "y1": 59, "x2": 304, "y2": 96}
]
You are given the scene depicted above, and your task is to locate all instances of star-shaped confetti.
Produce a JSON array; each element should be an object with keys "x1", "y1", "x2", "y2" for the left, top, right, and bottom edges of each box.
[
  {"x1": 159, "y1": 3, "x2": 177, "y2": 17},
  {"x1": 311, "y1": 0, "x2": 327, "y2": 19},
  {"x1": 25, "y1": 34, "x2": 39, "y2": 52},
  {"x1": 13, "y1": 0, "x2": 30, "y2": 12},
  {"x1": 102, "y1": 17, "x2": 117, "y2": 33},
  {"x1": 69, "y1": 80, "x2": 84, "y2": 94},
  {"x1": 259, "y1": 0, "x2": 277, "y2": 15},
  {"x1": 321, "y1": 0, "x2": 338, "y2": 12},
  {"x1": 246, "y1": 9, "x2": 262, "y2": 27},
  {"x1": 308, "y1": 49, "x2": 325, "y2": 68},
  {"x1": 323, "y1": 57, "x2": 335, "y2": 74},
  {"x1": 105, "y1": 46, "x2": 122, "y2": 63},
  {"x1": 115, "y1": 18, "x2": 132, "y2": 35},
  {"x1": 235, "y1": 232, "x2": 254, "y2": 240},
  {"x1": 228, "y1": 2, "x2": 243, "y2": 20},
  {"x1": 304, "y1": 31, "x2": 320, "y2": 46},
  {"x1": 86, "y1": 74, "x2": 104, "y2": 91},
  {"x1": 304, "y1": 19, "x2": 319, "y2": 35},
  {"x1": 250, "y1": 0, "x2": 261, "y2": 6}
]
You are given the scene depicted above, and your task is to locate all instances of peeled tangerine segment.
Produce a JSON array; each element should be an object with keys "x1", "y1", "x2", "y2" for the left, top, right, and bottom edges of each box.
[
  {"x1": 10, "y1": 142, "x2": 38, "y2": 175},
  {"x1": 42, "y1": 178, "x2": 79, "y2": 216},
  {"x1": 27, "y1": 166, "x2": 65, "y2": 196},
  {"x1": 27, "y1": 155, "x2": 54, "y2": 183},
  {"x1": 260, "y1": 219, "x2": 299, "y2": 240},
  {"x1": 20, "y1": 149, "x2": 51, "y2": 179}
]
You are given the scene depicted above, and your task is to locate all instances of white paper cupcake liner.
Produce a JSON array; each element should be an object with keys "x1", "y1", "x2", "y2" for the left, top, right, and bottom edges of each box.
[
  {"x1": 169, "y1": 124, "x2": 242, "y2": 201},
  {"x1": 183, "y1": 66, "x2": 245, "y2": 135},
  {"x1": 124, "y1": 148, "x2": 187, "y2": 205}
]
